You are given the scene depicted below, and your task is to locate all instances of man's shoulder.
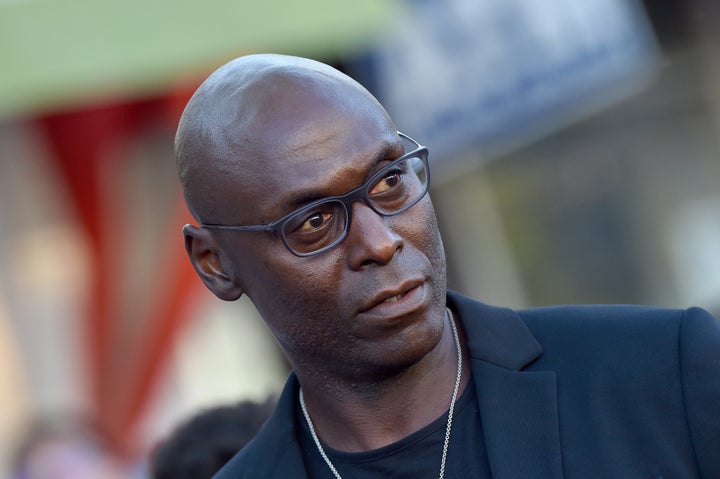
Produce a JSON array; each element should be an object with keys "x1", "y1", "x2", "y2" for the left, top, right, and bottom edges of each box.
[
  {"x1": 517, "y1": 303, "x2": 685, "y2": 330},
  {"x1": 450, "y1": 286, "x2": 710, "y2": 333},
  {"x1": 449, "y1": 290, "x2": 718, "y2": 367},
  {"x1": 515, "y1": 303, "x2": 717, "y2": 340},
  {"x1": 514, "y1": 303, "x2": 718, "y2": 374},
  {"x1": 519, "y1": 302, "x2": 683, "y2": 318},
  {"x1": 449, "y1": 289, "x2": 698, "y2": 347}
]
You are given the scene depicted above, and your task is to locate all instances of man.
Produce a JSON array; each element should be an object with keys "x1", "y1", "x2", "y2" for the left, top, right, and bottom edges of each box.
[{"x1": 176, "y1": 54, "x2": 720, "y2": 478}]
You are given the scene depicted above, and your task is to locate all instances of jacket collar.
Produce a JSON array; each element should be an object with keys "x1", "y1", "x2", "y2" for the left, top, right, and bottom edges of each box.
[{"x1": 447, "y1": 290, "x2": 542, "y2": 369}]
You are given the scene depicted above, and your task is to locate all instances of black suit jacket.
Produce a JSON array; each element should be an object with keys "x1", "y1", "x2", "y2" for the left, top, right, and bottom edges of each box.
[{"x1": 214, "y1": 291, "x2": 720, "y2": 478}]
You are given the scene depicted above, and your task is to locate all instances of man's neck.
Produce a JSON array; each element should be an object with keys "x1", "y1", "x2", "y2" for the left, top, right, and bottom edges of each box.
[{"x1": 296, "y1": 316, "x2": 471, "y2": 452}]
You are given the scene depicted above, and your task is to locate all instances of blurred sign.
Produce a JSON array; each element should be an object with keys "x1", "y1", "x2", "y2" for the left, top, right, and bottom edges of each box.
[{"x1": 371, "y1": 0, "x2": 660, "y2": 175}]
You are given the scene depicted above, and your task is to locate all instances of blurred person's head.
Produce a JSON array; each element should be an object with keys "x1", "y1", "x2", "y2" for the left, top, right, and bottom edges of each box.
[{"x1": 151, "y1": 397, "x2": 276, "y2": 479}]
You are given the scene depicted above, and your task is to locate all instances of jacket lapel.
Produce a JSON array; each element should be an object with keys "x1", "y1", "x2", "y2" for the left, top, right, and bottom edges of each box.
[
  {"x1": 448, "y1": 291, "x2": 564, "y2": 479},
  {"x1": 473, "y1": 360, "x2": 563, "y2": 478}
]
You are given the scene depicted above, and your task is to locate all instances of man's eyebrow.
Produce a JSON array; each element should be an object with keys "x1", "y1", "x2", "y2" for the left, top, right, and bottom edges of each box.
[
  {"x1": 282, "y1": 142, "x2": 401, "y2": 212},
  {"x1": 367, "y1": 142, "x2": 402, "y2": 171},
  {"x1": 286, "y1": 190, "x2": 329, "y2": 210}
]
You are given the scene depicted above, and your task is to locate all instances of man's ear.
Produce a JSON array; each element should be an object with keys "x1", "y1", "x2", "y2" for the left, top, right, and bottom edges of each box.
[{"x1": 182, "y1": 224, "x2": 243, "y2": 301}]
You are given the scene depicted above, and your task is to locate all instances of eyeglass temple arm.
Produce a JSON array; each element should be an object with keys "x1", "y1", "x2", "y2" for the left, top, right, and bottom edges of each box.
[{"x1": 201, "y1": 223, "x2": 274, "y2": 232}]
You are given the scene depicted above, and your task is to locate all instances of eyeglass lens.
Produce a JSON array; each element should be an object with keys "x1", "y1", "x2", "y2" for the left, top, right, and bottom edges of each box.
[{"x1": 281, "y1": 154, "x2": 428, "y2": 255}]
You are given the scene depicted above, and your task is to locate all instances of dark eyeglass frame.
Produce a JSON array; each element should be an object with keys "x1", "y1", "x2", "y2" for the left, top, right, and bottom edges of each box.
[{"x1": 201, "y1": 131, "x2": 429, "y2": 257}]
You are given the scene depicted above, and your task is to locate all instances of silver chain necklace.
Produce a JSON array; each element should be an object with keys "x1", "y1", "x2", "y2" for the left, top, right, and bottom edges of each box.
[{"x1": 299, "y1": 307, "x2": 463, "y2": 479}]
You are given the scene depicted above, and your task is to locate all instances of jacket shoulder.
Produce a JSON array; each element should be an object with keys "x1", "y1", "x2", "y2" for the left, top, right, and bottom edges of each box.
[{"x1": 517, "y1": 304, "x2": 685, "y2": 365}]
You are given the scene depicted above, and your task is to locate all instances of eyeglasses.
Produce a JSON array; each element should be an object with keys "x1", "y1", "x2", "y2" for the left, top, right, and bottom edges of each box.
[{"x1": 201, "y1": 132, "x2": 430, "y2": 257}]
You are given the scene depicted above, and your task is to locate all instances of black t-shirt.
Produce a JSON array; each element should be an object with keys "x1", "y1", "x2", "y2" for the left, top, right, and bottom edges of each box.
[{"x1": 298, "y1": 377, "x2": 492, "y2": 478}]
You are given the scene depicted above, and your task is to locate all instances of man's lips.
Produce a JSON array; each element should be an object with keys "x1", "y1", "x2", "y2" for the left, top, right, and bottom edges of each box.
[{"x1": 360, "y1": 279, "x2": 425, "y2": 313}]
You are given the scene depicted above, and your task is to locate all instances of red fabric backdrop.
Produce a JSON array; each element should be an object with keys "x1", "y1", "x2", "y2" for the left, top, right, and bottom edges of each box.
[{"x1": 36, "y1": 86, "x2": 204, "y2": 457}]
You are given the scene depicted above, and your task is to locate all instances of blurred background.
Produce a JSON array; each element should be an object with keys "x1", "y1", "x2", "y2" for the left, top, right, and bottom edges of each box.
[{"x1": 1, "y1": 0, "x2": 719, "y2": 476}]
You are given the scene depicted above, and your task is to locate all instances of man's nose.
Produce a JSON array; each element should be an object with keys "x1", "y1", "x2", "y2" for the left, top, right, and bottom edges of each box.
[{"x1": 345, "y1": 202, "x2": 403, "y2": 269}]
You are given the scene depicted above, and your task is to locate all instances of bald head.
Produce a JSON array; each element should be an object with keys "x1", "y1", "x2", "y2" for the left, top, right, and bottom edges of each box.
[{"x1": 175, "y1": 54, "x2": 389, "y2": 223}]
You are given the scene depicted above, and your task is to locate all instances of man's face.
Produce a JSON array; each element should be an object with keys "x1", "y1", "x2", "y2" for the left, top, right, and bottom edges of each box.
[{"x1": 207, "y1": 82, "x2": 447, "y2": 382}]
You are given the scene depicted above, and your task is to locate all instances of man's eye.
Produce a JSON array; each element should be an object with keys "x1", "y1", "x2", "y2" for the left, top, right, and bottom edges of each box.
[
  {"x1": 297, "y1": 211, "x2": 333, "y2": 233},
  {"x1": 371, "y1": 170, "x2": 402, "y2": 195}
]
